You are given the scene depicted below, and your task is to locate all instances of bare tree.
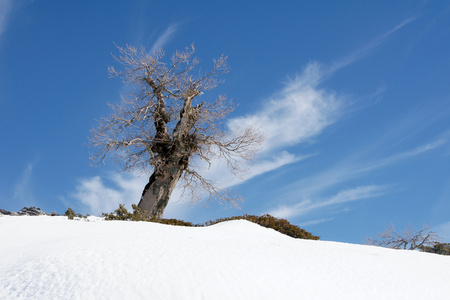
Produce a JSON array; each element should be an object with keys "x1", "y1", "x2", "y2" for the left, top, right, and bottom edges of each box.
[
  {"x1": 365, "y1": 224, "x2": 439, "y2": 250},
  {"x1": 90, "y1": 44, "x2": 263, "y2": 218}
]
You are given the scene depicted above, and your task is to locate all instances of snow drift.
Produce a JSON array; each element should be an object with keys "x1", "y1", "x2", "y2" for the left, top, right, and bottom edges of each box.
[{"x1": 1, "y1": 216, "x2": 449, "y2": 299}]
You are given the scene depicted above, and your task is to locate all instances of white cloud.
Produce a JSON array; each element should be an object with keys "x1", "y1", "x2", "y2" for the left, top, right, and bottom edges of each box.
[
  {"x1": 435, "y1": 221, "x2": 450, "y2": 242},
  {"x1": 151, "y1": 23, "x2": 179, "y2": 52},
  {"x1": 228, "y1": 62, "x2": 341, "y2": 154},
  {"x1": 266, "y1": 135, "x2": 447, "y2": 222},
  {"x1": 70, "y1": 152, "x2": 305, "y2": 217},
  {"x1": 0, "y1": 0, "x2": 12, "y2": 37},
  {"x1": 199, "y1": 62, "x2": 342, "y2": 191},
  {"x1": 298, "y1": 218, "x2": 335, "y2": 227},
  {"x1": 71, "y1": 173, "x2": 147, "y2": 215},
  {"x1": 285, "y1": 138, "x2": 447, "y2": 200},
  {"x1": 358, "y1": 139, "x2": 447, "y2": 173},
  {"x1": 329, "y1": 17, "x2": 416, "y2": 74},
  {"x1": 70, "y1": 172, "x2": 193, "y2": 219},
  {"x1": 13, "y1": 162, "x2": 35, "y2": 204},
  {"x1": 270, "y1": 185, "x2": 388, "y2": 219},
  {"x1": 245, "y1": 152, "x2": 309, "y2": 180},
  {"x1": 198, "y1": 151, "x2": 308, "y2": 191}
]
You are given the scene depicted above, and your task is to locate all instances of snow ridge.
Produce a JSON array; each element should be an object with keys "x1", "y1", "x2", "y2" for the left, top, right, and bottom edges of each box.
[{"x1": 1, "y1": 216, "x2": 450, "y2": 299}]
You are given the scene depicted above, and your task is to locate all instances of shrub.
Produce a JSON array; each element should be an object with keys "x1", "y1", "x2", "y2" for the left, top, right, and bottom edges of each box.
[
  {"x1": 205, "y1": 214, "x2": 320, "y2": 240},
  {"x1": 104, "y1": 204, "x2": 132, "y2": 221},
  {"x1": 156, "y1": 218, "x2": 197, "y2": 227},
  {"x1": 65, "y1": 207, "x2": 75, "y2": 220},
  {"x1": 103, "y1": 204, "x2": 196, "y2": 226},
  {"x1": 420, "y1": 243, "x2": 450, "y2": 256},
  {"x1": 104, "y1": 205, "x2": 319, "y2": 240},
  {"x1": 65, "y1": 207, "x2": 88, "y2": 220}
]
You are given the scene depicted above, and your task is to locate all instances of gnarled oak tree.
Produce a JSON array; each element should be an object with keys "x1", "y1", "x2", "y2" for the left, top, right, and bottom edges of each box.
[{"x1": 90, "y1": 45, "x2": 263, "y2": 218}]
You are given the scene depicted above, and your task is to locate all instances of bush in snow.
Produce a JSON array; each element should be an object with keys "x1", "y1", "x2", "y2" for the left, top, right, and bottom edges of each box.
[
  {"x1": 65, "y1": 207, "x2": 75, "y2": 220},
  {"x1": 420, "y1": 243, "x2": 450, "y2": 256},
  {"x1": 205, "y1": 214, "x2": 320, "y2": 240},
  {"x1": 103, "y1": 204, "x2": 196, "y2": 226},
  {"x1": 65, "y1": 207, "x2": 89, "y2": 220},
  {"x1": 104, "y1": 205, "x2": 319, "y2": 240}
]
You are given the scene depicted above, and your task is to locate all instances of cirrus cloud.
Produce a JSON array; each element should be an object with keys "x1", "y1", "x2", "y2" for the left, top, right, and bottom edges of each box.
[
  {"x1": 0, "y1": 0, "x2": 12, "y2": 38},
  {"x1": 270, "y1": 185, "x2": 389, "y2": 219},
  {"x1": 228, "y1": 62, "x2": 341, "y2": 154}
]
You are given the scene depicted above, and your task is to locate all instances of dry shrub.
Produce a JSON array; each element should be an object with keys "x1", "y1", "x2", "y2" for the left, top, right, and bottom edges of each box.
[
  {"x1": 104, "y1": 205, "x2": 319, "y2": 240},
  {"x1": 205, "y1": 214, "x2": 319, "y2": 240}
]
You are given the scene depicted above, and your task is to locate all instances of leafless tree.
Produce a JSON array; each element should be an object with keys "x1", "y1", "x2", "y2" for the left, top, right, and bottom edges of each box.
[
  {"x1": 90, "y1": 44, "x2": 263, "y2": 218},
  {"x1": 365, "y1": 224, "x2": 439, "y2": 250}
]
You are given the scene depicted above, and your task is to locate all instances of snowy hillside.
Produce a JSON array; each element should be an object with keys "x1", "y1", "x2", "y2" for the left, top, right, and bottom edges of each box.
[{"x1": 1, "y1": 216, "x2": 450, "y2": 300}]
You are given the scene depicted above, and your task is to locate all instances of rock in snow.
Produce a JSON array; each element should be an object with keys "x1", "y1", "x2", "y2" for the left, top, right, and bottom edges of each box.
[
  {"x1": 0, "y1": 216, "x2": 450, "y2": 299},
  {"x1": 0, "y1": 208, "x2": 18, "y2": 216},
  {"x1": 0, "y1": 207, "x2": 59, "y2": 216},
  {"x1": 17, "y1": 207, "x2": 47, "y2": 216}
]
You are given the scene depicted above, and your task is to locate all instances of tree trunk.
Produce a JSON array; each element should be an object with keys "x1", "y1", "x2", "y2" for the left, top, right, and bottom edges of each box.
[
  {"x1": 137, "y1": 161, "x2": 184, "y2": 219},
  {"x1": 138, "y1": 93, "x2": 199, "y2": 218}
]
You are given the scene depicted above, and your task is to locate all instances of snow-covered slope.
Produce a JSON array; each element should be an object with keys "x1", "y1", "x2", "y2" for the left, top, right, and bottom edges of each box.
[{"x1": 1, "y1": 216, "x2": 449, "y2": 300}]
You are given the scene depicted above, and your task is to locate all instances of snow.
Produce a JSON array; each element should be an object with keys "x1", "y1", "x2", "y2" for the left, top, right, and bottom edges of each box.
[{"x1": 1, "y1": 216, "x2": 450, "y2": 300}]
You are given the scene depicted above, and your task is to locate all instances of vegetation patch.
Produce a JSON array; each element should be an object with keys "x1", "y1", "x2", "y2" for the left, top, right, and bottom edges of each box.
[
  {"x1": 64, "y1": 207, "x2": 89, "y2": 220},
  {"x1": 204, "y1": 214, "x2": 320, "y2": 240},
  {"x1": 103, "y1": 204, "x2": 197, "y2": 227},
  {"x1": 420, "y1": 243, "x2": 450, "y2": 256},
  {"x1": 64, "y1": 207, "x2": 76, "y2": 220},
  {"x1": 100, "y1": 204, "x2": 319, "y2": 240}
]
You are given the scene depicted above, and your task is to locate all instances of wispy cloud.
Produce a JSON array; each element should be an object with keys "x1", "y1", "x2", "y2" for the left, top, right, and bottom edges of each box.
[
  {"x1": 188, "y1": 62, "x2": 343, "y2": 193},
  {"x1": 358, "y1": 139, "x2": 447, "y2": 173},
  {"x1": 13, "y1": 162, "x2": 35, "y2": 205},
  {"x1": 228, "y1": 63, "x2": 341, "y2": 154},
  {"x1": 71, "y1": 173, "x2": 146, "y2": 215},
  {"x1": 0, "y1": 0, "x2": 12, "y2": 37},
  {"x1": 223, "y1": 18, "x2": 416, "y2": 180},
  {"x1": 270, "y1": 185, "x2": 388, "y2": 219},
  {"x1": 150, "y1": 23, "x2": 179, "y2": 52},
  {"x1": 435, "y1": 221, "x2": 450, "y2": 241},
  {"x1": 205, "y1": 19, "x2": 417, "y2": 195},
  {"x1": 246, "y1": 152, "x2": 312, "y2": 181},
  {"x1": 70, "y1": 172, "x2": 192, "y2": 218},
  {"x1": 298, "y1": 218, "x2": 335, "y2": 227},
  {"x1": 286, "y1": 138, "x2": 447, "y2": 199},
  {"x1": 270, "y1": 136, "x2": 447, "y2": 222},
  {"x1": 197, "y1": 151, "x2": 311, "y2": 193},
  {"x1": 329, "y1": 17, "x2": 416, "y2": 74}
]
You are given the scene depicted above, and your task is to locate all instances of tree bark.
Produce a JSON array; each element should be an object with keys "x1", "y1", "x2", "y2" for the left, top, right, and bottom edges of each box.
[{"x1": 137, "y1": 161, "x2": 184, "y2": 219}]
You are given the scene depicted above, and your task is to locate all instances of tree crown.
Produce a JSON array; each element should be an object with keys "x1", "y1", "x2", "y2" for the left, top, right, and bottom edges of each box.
[{"x1": 90, "y1": 44, "x2": 263, "y2": 204}]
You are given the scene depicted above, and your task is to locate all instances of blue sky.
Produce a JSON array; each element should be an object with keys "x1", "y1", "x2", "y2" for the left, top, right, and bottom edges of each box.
[{"x1": 1, "y1": 0, "x2": 450, "y2": 244}]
